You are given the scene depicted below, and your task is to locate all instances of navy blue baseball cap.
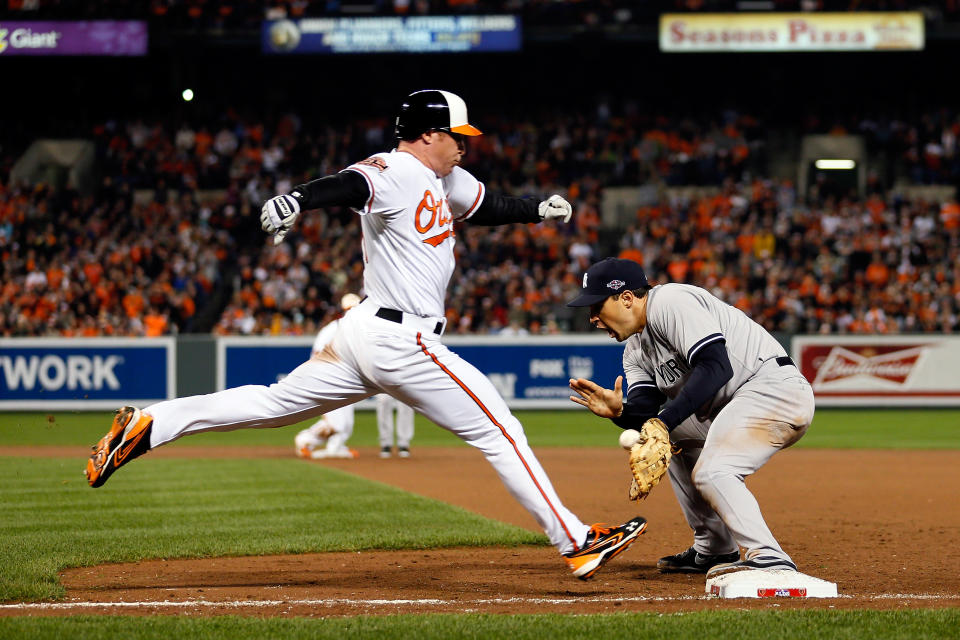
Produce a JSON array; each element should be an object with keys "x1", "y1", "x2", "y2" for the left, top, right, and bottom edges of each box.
[{"x1": 567, "y1": 258, "x2": 649, "y2": 307}]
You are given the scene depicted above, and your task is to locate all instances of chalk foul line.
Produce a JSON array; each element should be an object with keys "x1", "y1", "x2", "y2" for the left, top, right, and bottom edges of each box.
[{"x1": 2, "y1": 593, "x2": 958, "y2": 610}]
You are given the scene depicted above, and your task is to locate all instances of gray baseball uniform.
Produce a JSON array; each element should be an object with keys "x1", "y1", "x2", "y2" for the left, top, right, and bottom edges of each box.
[{"x1": 622, "y1": 283, "x2": 814, "y2": 562}]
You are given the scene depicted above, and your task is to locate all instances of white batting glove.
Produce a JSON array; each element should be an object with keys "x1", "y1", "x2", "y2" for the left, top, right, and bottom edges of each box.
[
  {"x1": 260, "y1": 194, "x2": 301, "y2": 245},
  {"x1": 538, "y1": 194, "x2": 573, "y2": 223}
]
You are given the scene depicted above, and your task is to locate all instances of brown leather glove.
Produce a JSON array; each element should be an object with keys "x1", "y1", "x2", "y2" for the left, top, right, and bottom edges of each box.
[{"x1": 628, "y1": 417, "x2": 673, "y2": 501}]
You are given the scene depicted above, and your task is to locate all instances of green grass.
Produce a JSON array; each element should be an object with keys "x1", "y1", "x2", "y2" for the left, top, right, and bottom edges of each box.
[
  {"x1": 2, "y1": 611, "x2": 959, "y2": 640},
  {"x1": 0, "y1": 457, "x2": 545, "y2": 602},
  {"x1": 0, "y1": 410, "x2": 957, "y2": 635},
  {"x1": 2, "y1": 408, "x2": 960, "y2": 449},
  {"x1": 798, "y1": 408, "x2": 960, "y2": 449}
]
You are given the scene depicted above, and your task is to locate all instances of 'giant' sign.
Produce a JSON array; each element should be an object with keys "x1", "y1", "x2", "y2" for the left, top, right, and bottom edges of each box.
[{"x1": 0, "y1": 21, "x2": 148, "y2": 56}]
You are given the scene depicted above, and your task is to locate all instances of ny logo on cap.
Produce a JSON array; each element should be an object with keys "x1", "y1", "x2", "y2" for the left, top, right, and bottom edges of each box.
[
  {"x1": 607, "y1": 280, "x2": 625, "y2": 290},
  {"x1": 582, "y1": 273, "x2": 588, "y2": 287}
]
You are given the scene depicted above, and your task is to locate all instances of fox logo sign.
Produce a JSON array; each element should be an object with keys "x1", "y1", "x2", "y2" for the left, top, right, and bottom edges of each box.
[{"x1": 0, "y1": 355, "x2": 121, "y2": 391}]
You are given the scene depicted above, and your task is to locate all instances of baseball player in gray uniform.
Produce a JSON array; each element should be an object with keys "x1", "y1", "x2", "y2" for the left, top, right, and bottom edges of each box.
[
  {"x1": 84, "y1": 90, "x2": 645, "y2": 580},
  {"x1": 567, "y1": 257, "x2": 814, "y2": 578},
  {"x1": 376, "y1": 393, "x2": 415, "y2": 458}
]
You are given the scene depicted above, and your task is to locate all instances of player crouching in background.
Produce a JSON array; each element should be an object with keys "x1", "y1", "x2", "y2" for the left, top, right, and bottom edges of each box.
[{"x1": 294, "y1": 293, "x2": 362, "y2": 460}]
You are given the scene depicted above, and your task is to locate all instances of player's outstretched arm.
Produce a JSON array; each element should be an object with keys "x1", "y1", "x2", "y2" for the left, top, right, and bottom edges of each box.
[
  {"x1": 569, "y1": 375, "x2": 624, "y2": 419},
  {"x1": 260, "y1": 172, "x2": 370, "y2": 244},
  {"x1": 467, "y1": 192, "x2": 573, "y2": 226},
  {"x1": 571, "y1": 375, "x2": 668, "y2": 430}
]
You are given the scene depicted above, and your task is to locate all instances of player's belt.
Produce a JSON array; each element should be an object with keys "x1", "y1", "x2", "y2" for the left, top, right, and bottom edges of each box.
[
  {"x1": 375, "y1": 307, "x2": 444, "y2": 335},
  {"x1": 774, "y1": 356, "x2": 795, "y2": 368}
]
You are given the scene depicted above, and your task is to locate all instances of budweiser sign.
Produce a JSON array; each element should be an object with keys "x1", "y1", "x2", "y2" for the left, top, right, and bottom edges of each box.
[
  {"x1": 795, "y1": 336, "x2": 960, "y2": 406},
  {"x1": 812, "y1": 345, "x2": 926, "y2": 387}
]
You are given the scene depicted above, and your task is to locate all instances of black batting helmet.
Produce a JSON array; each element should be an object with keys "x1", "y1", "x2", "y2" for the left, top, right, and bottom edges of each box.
[{"x1": 394, "y1": 89, "x2": 483, "y2": 140}]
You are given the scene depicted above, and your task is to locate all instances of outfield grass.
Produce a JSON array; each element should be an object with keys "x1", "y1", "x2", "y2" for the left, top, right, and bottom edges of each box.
[
  {"x1": 1, "y1": 408, "x2": 958, "y2": 636},
  {"x1": 2, "y1": 408, "x2": 959, "y2": 449},
  {"x1": 0, "y1": 457, "x2": 545, "y2": 602},
  {"x1": 2, "y1": 610, "x2": 959, "y2": 640}
]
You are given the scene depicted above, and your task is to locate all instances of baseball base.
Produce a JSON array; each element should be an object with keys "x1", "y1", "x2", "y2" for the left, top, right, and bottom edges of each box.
[{"x1": 706, "y1": 569, "x2": 838, "y2": 599}]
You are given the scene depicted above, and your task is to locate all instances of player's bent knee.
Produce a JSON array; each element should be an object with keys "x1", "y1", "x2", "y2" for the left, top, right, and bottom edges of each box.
[{"x1": 691, "y1": 460, "x2": 735, "y2": 495}]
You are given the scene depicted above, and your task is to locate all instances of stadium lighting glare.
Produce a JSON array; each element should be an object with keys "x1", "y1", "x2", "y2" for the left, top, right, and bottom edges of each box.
[
  {"x1": 182, "y1": 88, "x2": 195, "y2": 102},
  {"x1": 815, "y1": 159, "x2": 856, "y2": 170}
]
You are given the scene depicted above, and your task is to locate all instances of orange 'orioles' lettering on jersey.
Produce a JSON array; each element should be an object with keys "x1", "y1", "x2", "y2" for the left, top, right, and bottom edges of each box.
[
  {"x1": 415, "y1": 190, "x2": 440, "y2": 232},
  {"x1": 423, "y1": 229, "x2": 454, "y2": 247},
  {"x1": 415, "y1": 190, "x2": 455, "y2": 247},
  {"x1": 357, "y1": 156, "x2": 388, "y2": 172}
]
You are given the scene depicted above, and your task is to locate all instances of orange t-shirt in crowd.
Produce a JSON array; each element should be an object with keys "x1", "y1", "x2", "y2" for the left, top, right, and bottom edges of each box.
[{"x1": 144, "y1": 312, "x2": 167, "y2": 337}]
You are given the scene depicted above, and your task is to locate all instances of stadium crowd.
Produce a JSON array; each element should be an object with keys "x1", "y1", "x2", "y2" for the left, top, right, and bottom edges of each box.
[
  {"x1": 2, "y1": 105, "x2": 959, "y2": 338},
  {"x1": 91, "y1": 105, "x2": 764, "y2": 194},
  {"x1": 6, "y1": 0, "x2": 956, "y2": 23},
  {"x1": 805, "y1": 107, "x2": 960, "y2": 187}
]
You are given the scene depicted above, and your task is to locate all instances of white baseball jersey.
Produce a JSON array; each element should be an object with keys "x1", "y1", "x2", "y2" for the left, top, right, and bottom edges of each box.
[
  {"x1": 144, "y1": 147, "x2": 594, "y2": 558},
  {"x1": 344, "y1": 151, "x2": 485, "y2": 318},
  {"x1": 622, "y1": 283, "x2": 788, "y2": 422}
]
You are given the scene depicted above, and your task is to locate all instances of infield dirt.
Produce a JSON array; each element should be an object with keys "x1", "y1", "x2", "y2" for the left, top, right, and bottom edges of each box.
[{"x1": 5, "y1": 447, "x2": 960, "y2": 616}]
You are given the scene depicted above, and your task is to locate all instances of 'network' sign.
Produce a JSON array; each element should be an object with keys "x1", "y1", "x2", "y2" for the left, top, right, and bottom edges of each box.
[
  {"x1": 0, "y1": 338, "x2": 174, "y2": 409},
  {"x1": 1, "y1": 355, "x2": 122, "y2": 391}
]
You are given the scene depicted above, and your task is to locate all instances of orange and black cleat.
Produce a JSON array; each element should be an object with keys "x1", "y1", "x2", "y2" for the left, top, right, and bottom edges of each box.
[
  {"x1": 563, "y1": 516, "x2": 647, "y2": 580},
  {"x1": 85, "y1": 406, "x2": 154, "y2": 488}
]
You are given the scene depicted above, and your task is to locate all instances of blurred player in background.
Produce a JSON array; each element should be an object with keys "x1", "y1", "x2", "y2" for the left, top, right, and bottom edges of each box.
[
  {"x1": 295, "y1": 293, "x2": 362, "y2": 460},
  {"x1": 377, "y1": 393, "x2": 414, "y2": 458}
]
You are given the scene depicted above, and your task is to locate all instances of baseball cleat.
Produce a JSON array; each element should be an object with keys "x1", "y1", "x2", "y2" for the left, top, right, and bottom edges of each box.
[
  {"x1": 657, "y1": 547, "x2": 740, "y2": 574},
  {"x1": 563, "y1": 516, "x2": 647, "y2": 580},
  {"x1": 297, "y1": 445, "x2": 313, "y2": 459},
  {"x1": 705, "y1": 555, "x2": 797, "y2": 579},
  {"x1": 398, "y1": 446, "x2": 411, "y2": 458},
  {"x1": 380, "y1": 447, "x2": 392, "y2": 459},
  {"x1": 85, "y1": 406, "x2": 153, "y2": 488},
  {"x1": 310, "y1": 447, "x2": 359, "y2": 459}
]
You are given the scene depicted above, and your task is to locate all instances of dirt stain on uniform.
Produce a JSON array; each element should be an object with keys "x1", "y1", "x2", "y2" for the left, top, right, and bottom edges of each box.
[{"x1": 311, "y1": 343, "x2": 340, "y2": 364}]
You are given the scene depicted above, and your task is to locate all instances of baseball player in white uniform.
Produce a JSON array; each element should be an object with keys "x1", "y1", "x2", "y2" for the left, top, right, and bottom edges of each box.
[
  {"x1": 567, "y1": 257, "x2": 815, "y2": 577},
  {"x1": 295, "y1": 293, "x2": 362, "y2": 460},
  {"x1": 84, "y1": 90, "x2": 645, "y2": 580},
  {"x1": 376, "y1": 394, "x2": 414, "y2": 458}
]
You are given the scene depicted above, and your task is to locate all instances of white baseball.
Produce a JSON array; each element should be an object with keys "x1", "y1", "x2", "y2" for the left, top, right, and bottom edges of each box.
[{"x1": 619, "y1": 429, "x2": 642, "y2": 450}]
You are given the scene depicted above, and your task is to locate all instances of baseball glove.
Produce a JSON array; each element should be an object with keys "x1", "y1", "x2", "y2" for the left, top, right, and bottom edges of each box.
[{"x1": 628, "y1": 417, "x2": 673, "y2": 501}]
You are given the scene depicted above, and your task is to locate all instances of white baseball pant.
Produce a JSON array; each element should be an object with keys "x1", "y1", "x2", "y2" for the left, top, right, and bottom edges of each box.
[
  {"x1": 295, "y1": 404, "x2": 355, "y2": 455},
  {"x1": 376, "y1": 394, "x2": 414, "y2": 449},
  {"x1": 145, "y1": 298, "x2": 589, "y2": 554}
]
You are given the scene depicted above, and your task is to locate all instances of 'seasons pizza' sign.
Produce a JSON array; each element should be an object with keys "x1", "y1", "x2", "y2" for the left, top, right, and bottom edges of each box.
[{"x1": 660, "y1": 12, "x2": 924, "y2": 53}]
